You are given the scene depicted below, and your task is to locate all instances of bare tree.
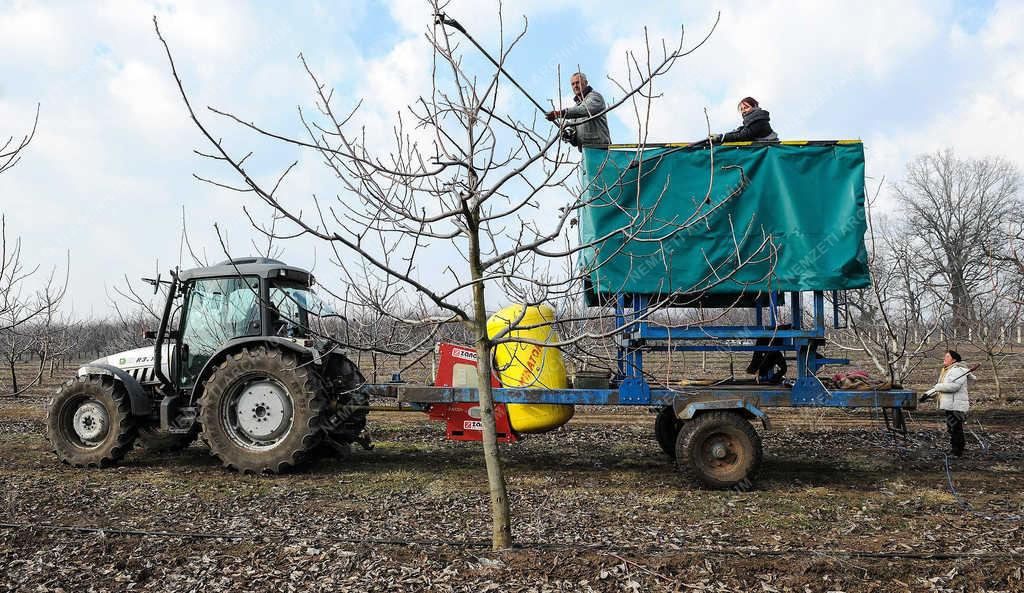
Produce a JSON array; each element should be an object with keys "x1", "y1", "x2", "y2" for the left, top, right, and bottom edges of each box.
[
  {"x1": 986, "y1": 199, "x2": 1024, "y2": 308},
  {"x1": 153, "y1": 4, "x2": 766, "y2": 549},
  {"x1": 0, "y1": 235, "x2": 68, "y2": 396},
  {"x1": 833, "y1": 187, "x2": 940, "y2": 387},
  {"x1": 27, "y1": 262, "x2": 73, "y2": 378},
  {"x1": 38, "y1": 316, "x2": 83, "y2": 378},
  {"x1": 894, "y1": 149, "x2": 1021, "y2": 334},
  {"x1": 0, "y1": 104, "x2": 53, "y2": 394},
  {"x1": 956, "y1": 257, "x2": 1023, "y2": 402}
]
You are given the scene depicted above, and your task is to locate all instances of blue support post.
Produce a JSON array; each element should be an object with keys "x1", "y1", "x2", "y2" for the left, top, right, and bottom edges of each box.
[
  {"x1": 615, "y1": 294, "x2": 626, "y2": 379},
  {"x1": 790, "y1": 291, "x2": 802, "y2": 330},
  {"x1": 814, "y1": 291, "x2": 825, "y2": 335},
  {"x1": 617, "y1": 293, "x2": 651, "y2": 404}
]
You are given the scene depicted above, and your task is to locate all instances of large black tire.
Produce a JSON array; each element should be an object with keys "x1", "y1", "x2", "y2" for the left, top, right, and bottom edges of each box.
[
  {"x1": 675, "y1": 411, "x2": 762, "y2": 490},
  {"x1": 654, "y1": 406, "x2": 683, "y2": 458},
  {"x1": 46, "y1": 376, "x2": 137, "y2": 468},
  {"x1": 137, "y1": 424, "x2": 199, "y2": 453},
  {"x1": 199, "y1": 346, "x2": 325, "y2": 473}
]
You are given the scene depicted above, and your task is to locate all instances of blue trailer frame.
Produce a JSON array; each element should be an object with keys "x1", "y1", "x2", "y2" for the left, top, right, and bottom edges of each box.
[{"x1": 384, "y1": 288, "x2": 915, "y2": 417}]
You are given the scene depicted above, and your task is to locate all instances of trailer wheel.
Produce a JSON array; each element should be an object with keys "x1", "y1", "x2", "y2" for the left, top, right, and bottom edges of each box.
[
  {"x1": 137, "y1": 424, "x2": 199, "y2": 453},
  {"x1": 46, "y1": 376, "x2": 137, "y2": 468},
  {"x1": 676, "y1": 411, "x2": 762, "y2": 490},
  {"x1": 654, "y1": 406, "x2": 683, "y2": 458},
  {"x1": 199, "y1": 346, "x2": 325, "y2": 473}
]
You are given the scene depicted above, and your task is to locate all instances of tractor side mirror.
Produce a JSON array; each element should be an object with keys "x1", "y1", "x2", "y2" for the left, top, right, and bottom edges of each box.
[{"x1": 143, "y1": 330, "x2": 158, "y2": 340}]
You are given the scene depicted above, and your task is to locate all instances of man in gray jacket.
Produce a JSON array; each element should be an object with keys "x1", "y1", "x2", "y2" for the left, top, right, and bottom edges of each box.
[{"x1": 545, "y1": 72, "x2": 611, "y2": 148}]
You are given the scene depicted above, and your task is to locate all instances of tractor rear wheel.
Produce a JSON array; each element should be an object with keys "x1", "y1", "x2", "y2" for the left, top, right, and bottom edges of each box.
[
  {"x1": 676, "y1": 411, "x2": 762, "y2": 490},
  {"x1": 654, "y1": 405, "x2": 683, "y2": 458},
  {"x1": 46, "y1": 376, "x2": 137, "y2": 467},
  {"x1": 199, "y1": 346, "x2": 325, "y2": 473}
]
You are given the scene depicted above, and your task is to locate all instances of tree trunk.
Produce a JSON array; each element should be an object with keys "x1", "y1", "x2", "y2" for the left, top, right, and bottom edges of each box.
[
  {"x1": 471, "y1": 324, "x2": 513, "y2": 550},
  {"x1": 8, "y1": 361, "x2": 18, "y2": 395},
  {"x1": 467, "y1": 203, "x2": 512, "y2": 551},
  {"x1": 988, "y1": 353, "x2": 1003, "y2": 403}
]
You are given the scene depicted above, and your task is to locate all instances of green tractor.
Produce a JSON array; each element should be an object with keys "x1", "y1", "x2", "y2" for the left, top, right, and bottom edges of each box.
[{"x1": 46, "y1": 258, "x2": 369, "y2": 473}]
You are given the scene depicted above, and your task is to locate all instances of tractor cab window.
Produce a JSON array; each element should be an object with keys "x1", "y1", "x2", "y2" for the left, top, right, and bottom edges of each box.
[
  {"x1": 268, "y1": 279, "x2": 330, "y2": 338},
  {"x1": 178, "y1": 276, "x2": 261, "y2": 387}
]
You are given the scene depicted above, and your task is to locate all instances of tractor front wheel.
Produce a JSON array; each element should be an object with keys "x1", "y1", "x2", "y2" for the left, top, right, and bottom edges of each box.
[
  {"x1": 199, "y1": 347, "x2": 325, "y2": 473},
  {"x1": 46, "y1": 376, "x2": 137, "y2": 467},
  {"x1": 676, "y1": 411, "x2": 762, "y2": 490}
]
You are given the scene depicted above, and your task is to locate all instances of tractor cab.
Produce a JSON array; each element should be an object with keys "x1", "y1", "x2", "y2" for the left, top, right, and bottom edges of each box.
[
  {"x1": 165, "y1": 258, "x2": 324, "y2": 390},
  {"x1": 47, "y1": 257, "x2": 368, "y2": 473}
]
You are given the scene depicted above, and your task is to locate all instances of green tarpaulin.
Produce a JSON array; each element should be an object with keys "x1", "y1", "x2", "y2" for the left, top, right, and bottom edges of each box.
[{"x1": 578, "y1": 142, "x2": 870, "y2": 303}]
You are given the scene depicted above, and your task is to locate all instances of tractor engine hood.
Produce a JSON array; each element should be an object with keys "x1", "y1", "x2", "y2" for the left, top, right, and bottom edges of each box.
[{"x1": 90, "y1": 345, "x2": 173, "y2": 381}]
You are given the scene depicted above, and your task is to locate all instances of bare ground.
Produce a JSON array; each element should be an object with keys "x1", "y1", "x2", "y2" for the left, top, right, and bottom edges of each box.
[{"x1": 1, "y1": 365, "x2": 1023, "y2": 592}]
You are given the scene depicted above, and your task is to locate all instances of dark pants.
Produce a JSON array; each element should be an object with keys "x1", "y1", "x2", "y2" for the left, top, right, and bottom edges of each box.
[{"x1": 945, "y1": 411, "x2": 966, "y2": 455}]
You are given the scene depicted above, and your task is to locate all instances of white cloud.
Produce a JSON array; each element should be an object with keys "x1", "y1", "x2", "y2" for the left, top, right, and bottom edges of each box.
[
  {"x1": 604, "y1": 0, "x2": 951, "y2": 142},
  {"x1": 107, "y1": 59, "x2": 188, "y2": 136},
  {"x1": 0, "y1": 2, "x2": 74, "y2": 67},
  {"x1": 867, "y1": 0, "x2": 1024, "y2": 199}
]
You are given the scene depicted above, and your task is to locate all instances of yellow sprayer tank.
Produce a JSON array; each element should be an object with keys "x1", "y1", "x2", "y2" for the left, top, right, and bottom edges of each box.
[{"x1": 486, "y1": 304, "x2": 574, "y2": 433}]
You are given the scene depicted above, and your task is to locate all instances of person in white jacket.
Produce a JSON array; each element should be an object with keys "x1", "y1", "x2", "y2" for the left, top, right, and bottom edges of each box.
[{"x1": 923, "y1": 350, "x2": 976, "y2": 457}]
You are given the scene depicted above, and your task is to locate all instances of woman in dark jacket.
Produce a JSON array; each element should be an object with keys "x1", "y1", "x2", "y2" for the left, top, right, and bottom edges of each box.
[{"x1": 713, "y1": 97, "x2": 778, "y2": 143}]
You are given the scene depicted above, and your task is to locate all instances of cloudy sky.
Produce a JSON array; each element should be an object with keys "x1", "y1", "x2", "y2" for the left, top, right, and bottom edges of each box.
[{"x1": 0, "y1": 0, "x2": 1019, "y2": 315}]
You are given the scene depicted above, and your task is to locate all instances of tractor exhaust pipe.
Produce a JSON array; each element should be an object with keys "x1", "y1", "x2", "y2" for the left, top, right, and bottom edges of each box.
[{"x1": 153, "y1": 272, "x2": 178, "y2": 389}]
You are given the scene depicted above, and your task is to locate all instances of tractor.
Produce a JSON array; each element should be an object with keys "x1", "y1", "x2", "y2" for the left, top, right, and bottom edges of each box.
[{"x1": 46, "y1": 258, "x2": 369, "y2": 473}]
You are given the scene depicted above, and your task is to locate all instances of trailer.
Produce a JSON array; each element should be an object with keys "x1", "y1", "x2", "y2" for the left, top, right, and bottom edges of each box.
[{"x1": 378, "y1": 140, "x2": 916, "y2": 489}]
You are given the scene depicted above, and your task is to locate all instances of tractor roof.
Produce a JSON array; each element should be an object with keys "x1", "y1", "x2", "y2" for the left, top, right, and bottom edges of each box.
[{"x1": 177, "y1": 257, "x2": 313, "y2": 283}]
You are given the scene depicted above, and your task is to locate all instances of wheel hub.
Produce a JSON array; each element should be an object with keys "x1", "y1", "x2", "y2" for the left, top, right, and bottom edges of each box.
[
  {"x1": 72, "y1": 401, "x2": 109, "y2": 442},
  {"x1": 702, "y1": 434, "x2": 740, "y2": 469},
  {"x1": 234, "y1": 380, "x2": 293, "y2": 442}
]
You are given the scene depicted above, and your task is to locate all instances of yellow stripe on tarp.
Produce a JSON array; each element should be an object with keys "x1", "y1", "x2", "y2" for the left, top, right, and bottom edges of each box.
[{"x1": 606, "y1": 140, "x2": 862, "y2": 149}]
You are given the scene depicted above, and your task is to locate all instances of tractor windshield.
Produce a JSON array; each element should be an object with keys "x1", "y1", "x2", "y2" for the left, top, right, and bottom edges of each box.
[{"x1": 269, "y1": 279, "x2": 335, "y2": 338}]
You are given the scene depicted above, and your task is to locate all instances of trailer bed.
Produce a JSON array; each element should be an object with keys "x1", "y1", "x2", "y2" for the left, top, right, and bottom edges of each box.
[{"x1": 392, "y1": 384, "x2": 915, "y2": 410}]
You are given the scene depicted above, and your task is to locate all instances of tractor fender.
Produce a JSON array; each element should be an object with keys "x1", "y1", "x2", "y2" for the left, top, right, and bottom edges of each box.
[
  {"x1": 190, "y1": 336, "x2": 320, "y2": 403},
  {"x1": 77, "y1": 363, "x2": 153, "y2": 416},
  {"x1": 671, "y1": 398, "x2": 771, "y2": 430}
]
